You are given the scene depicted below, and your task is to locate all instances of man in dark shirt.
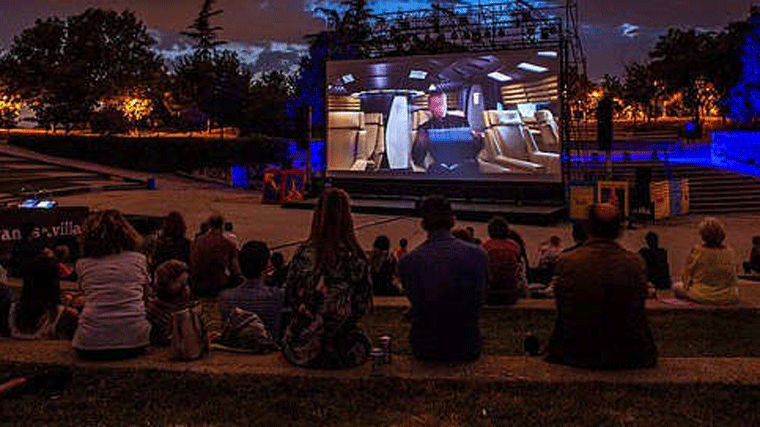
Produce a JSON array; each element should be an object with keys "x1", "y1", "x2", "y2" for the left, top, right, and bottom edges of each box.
[
  {"x1": 411, "y1": 91, "x2": 481, "y2": 176},
  {"x1": 638, "y1": 232, "x2": 672, "y2": 289},
  {"x1": 546, "y1": 203, "x2": 657, "y2": 369},
  {"x1": 398, "y1": 196, "x2": 488, "y2": 362},
  {"x1": 190, "y1": 215, "x2": 242, "y2": 297},
  {"x1": 219, "y1": 241, "x2": 285, "y2": 340},
  {"x1": 743, "y1": 236, "x2": 760, "y2": 275}
]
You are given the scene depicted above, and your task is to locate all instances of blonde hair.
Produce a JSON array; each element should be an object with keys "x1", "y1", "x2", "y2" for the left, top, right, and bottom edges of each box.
[
  {"x1": 699, "y1": 217, "x2": 726, "y2": 248},
  {"x1": 81, "y1": 209, "x2": 143, "y2": 258}
]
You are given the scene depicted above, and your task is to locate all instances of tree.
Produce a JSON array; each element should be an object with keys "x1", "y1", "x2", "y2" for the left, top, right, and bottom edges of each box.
[
  {"x1": 289, "y1": 0, "x2": 374, "y2": 138},
  {"x1": 247, "y1": 71, "x2": 294, "y2": 136},
  {"x1": 0, "y1": 9, "x2": 163, "y2": 130},
  {"x1": 173, "y1": 50, "x2": 250, "y2": 131},
  {"x1": 649, "y1": 29, "x2": 716, "y2": 124},
  {"x1": 726, "y1": 11, "x2": 760, "y2": 126},
  {"x1": 623, "y1": 62, "x2": 657, "y2": 123},
  {"x1": 181, "y1": 0, "x2": 226, "y2": 55}
]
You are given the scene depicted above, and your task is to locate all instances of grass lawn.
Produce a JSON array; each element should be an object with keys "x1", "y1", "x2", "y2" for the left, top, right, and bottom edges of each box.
[
  {"x1": 199, "y1": 300, "x2": 760, "y2": 358},
  {"x1": 2, "y1": 362, "x2": 760, "y2": 426}
]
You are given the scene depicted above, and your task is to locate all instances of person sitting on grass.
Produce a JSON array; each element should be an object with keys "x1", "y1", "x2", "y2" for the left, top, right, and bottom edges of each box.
[
  {"x1": 219, "y1": 241, "x2": 285, "y2": 341},
  {"x1": 743, "y1": 236, "x2": 760, "y2": 275},
  {"x1": 399, "y1": 195, "x2": 488, "y2": 362},
  {"x1": 395, "y1": 238, "x2": 409, "y2": 260},
  {"x1": 282, "y1": 188, "x2": 372, "y2": 369},
  {"x1": 190, "y1": 215, "x2": 242, "y2": 297},
  {"x1": 674, "y1": 218, "x2": 740, "y2": 305},
  {"x1": 563, "y1": 222, "x2": 588, "y2": 253},
  {"x1": 482, "y1": 216, "x2": 523, "y2": 306},
  {"x1": 8, "y1": 253, "x2": 78, "y2": 341},
  {"x1": 146, "y1": 260, "x2": 206, "y2": 347},
  {"x1": 265, "y1": 252, "x2": 289, "y2": 288},
  {"x1": 369, "y1": 235, "x2": 402, "y2": 296},
  {"x1": 546, "y1": 203, "x2": 657, "y2": 369},
  {"x1": 638, "y1": 232, "x2": 672, "y2": 290},
  {"x1": 146, "y1": 211, "x2": 191, "y2": 275},
  {"x1": 534, "y1": 236, "x2": 563, "y2": 285},
  {"x1": 73, "y1": 210, "x2": 151, "y2": 361}
]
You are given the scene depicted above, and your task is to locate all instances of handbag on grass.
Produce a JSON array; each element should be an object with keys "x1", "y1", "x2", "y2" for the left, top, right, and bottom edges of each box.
[
  {"x1": 171, "y1": 302, "x2": 209, "y2": 360},
  {"x1": 219, "y1": 308, "x2": 279, "y2": 354}
]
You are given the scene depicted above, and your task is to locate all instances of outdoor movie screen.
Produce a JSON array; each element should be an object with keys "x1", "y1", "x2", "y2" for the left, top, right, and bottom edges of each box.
[{"x1": 326, "y1": 49, "x2": 561, "y2": 182}]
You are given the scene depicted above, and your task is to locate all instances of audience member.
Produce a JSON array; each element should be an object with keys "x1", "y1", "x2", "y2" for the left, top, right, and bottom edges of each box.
[
  {"x1": 482, "y1": 216, "x2": 523, "y2": 305},
  {"x1": 674, "y1": 218, "x2": 739, "y2": 305},
  {"x1": 146, "y1": 260, "x2": 204, "y2": 346},
  {"x1": 638, "y1": 232, "x2": 672, "y2": 290},
  {"x1": 369, "y1": 235, "x2": 402, "y2": 296},
  {"x1": 146, "y1": 212, "x2": 191, "y2": 275},
  {"x1": 506, "y1": 228, "x2": 529, "y2": 275},
  {"x1": 563, "y1": 222, "x2": 588, "y2": 253},
  {"x1": 223, "y1": 222, "x2": 239, "y2": 248},
  {"x1": 8, "y1": 254, "x2": 78, "y2": 340},
  {"x1": 194, "y1": 222, "x2": 209, "y2": 240},
  {"x1": 743, "y1": 236, "x2": 760, "y2": 275},
  {"x1": 9, "y1": 222, "x2": 45, "y2": 278},
  {"x1": 399, "y1": 196, "x2": 488, "y2": 362},
  {"x1": 452, "y1": 228, "x2": 474, "y2": 243},
  {"x1": 546, "y1": 203, "x2": 657, "y2": 369},
  {"x1": 73, "y1": 210, "x2": 152, "y2": 360},
  {"x1": 265, "y1": 252, "x2": 289, "y2": 288},
  {"x1": 282, "y1": 188, "x2": 372, "y2": 369},
  {"x1": 220, "y1": 241, "x2": 285, "y2": 340},
  {"x1": 395, "y1": 238, "x2": 409, "y2": 260},
  {"x1": 466, "y1": 226, "x2": 481, "y2": 244},
  {"x1": 0, "y1": 281, "x2": 11, "y2": 337},
  {"x1": 190, "y1": 215, "x2": 242, "y2": 297},
  {"x1": 534, "y1": 236, "x2": 563, "y2": 285},
  {"x1": 54, "y1": 245, "x2": 76, "y2": 281}
]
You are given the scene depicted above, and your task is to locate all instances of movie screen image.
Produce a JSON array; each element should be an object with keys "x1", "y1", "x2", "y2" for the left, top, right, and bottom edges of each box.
[{"x1": 326, "y1": 49, "x2": 561, "y2": 181}]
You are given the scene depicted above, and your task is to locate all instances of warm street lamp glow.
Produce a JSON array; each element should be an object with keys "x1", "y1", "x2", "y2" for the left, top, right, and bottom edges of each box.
[{"x1": 122, "y1": 97, "x2": 152, "y2": 123}]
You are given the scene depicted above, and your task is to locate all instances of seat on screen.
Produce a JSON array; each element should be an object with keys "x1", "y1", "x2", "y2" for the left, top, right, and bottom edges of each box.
[
  {"x1": 481, "y1": 110, "x2": 560, "y2": 174},
  {"x1": 535, "y1": 110, "x2": 560, "y2": 152},
  {"x1": 327, "y1": 112, "x2": 366, "y2": 171},
  {"x1": 362, "y1": 113, "x2": 385, "y2": 170}
]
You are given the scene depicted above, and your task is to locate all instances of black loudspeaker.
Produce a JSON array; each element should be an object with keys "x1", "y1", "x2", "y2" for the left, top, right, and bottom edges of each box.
[
  {"x1": 596, "y1": 96, "x2": 614, "y2": 151},
  {"x1": 634, "y1": 166, "x2": 652, "y2": 209}
]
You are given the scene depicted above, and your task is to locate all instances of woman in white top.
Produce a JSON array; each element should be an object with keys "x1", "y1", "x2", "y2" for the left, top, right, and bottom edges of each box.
[
  {"x1": 9, "y1": 254, "x2": 78, "y2": 340},
  {"x1": 73, "y1": 210, "x2": 151, "y2": 360}
]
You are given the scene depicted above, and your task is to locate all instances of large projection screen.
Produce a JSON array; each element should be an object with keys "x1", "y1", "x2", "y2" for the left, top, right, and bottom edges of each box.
[{"x1": 326, "y1": 49, "x2": 561, "y2": 182}]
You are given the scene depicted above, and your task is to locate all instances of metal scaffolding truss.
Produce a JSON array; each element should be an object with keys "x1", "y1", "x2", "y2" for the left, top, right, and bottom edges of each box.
[{"x1": 359, "y1": 2, "x2": 568, "y2": 56}]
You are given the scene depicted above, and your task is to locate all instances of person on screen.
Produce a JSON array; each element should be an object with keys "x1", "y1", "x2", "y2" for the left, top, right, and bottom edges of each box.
[{"x1": 411, "y1": 90, "x2": 481, "y2": 176}]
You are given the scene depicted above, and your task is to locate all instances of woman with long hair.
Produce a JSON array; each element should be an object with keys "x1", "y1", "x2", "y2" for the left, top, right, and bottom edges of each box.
[
  {"x1": 282, "y1": 188, "x2": 372, "y2": 368},
  {"x1": 9, "y1": 253, "x2": 78, "y2": 340},
  {"x1": 146, "y1": 211, "x2": 191, "y2": 274},
  {"x1": 73, "y1": 210, "x2": 152, "y2": 360}
]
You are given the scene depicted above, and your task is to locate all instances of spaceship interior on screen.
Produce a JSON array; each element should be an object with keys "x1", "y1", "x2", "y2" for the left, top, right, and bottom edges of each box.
[{"x1": 326, "y1": 52, "x2": 562, "y2": 177}]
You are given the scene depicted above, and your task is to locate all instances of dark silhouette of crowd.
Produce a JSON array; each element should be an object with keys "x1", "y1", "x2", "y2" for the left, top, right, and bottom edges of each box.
[{"x1": 0, "y1": 189, "x2": 748, "y2": 371}]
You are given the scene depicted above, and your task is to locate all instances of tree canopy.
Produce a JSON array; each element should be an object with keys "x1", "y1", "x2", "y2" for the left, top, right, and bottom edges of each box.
[{"x1": 0, "y1": 9, "x2": 163, "y2": 130}]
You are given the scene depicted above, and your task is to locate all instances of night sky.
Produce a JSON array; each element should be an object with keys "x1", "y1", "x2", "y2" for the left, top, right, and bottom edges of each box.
[{"x1": 0, "y1": 0, "x2": 753, "y2": 79}]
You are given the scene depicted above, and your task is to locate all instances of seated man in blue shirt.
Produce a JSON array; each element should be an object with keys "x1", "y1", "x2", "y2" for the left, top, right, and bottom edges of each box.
[
  {"x1": 219, "y1": 241, "x2": 286, "y2": 340},
  {"x1": 398, "y1": 195, "x2": 489, "y2": 362}
]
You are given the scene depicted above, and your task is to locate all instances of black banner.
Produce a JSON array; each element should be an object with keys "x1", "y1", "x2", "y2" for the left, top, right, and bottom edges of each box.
[{"x1": 0, "y1": 207, "x2": 90, "y2": 255}]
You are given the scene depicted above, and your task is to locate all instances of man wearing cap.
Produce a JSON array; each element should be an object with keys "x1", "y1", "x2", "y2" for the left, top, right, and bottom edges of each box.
[{"x1": 545, "y1": 203, "x2": 657, "y2": 369}]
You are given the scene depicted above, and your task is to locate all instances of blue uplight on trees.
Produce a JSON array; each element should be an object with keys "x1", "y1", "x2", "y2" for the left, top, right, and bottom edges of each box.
[{"x1": 728, "y1": 13, "x2": 760, "y2": 125}]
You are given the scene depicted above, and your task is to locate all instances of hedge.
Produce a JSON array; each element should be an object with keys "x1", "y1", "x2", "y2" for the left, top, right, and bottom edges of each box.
[{"x1": 9, "y1": 134, "x2": 289, "y2": 173}]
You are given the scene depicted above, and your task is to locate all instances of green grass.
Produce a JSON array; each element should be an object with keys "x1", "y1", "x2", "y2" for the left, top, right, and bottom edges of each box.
[
  {"x1": 2, "y1": 362, "x2": 760, "y2": 426},
  {"x1": 200, "y1": 300, "x2": 760, "y2": 358}
]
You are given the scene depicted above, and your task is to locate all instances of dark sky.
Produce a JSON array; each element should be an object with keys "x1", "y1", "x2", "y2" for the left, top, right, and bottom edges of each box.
[{"x1": 0, "y1": 0, "x2": 754, "y2": 79}]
